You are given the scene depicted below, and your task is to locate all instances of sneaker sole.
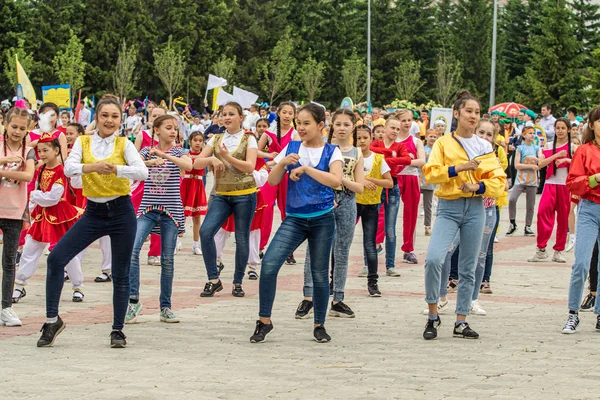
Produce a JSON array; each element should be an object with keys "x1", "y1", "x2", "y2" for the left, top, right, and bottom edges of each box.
[
  {"x1": 561, "y1": 329, "x2": 577, "y2": 334},
  {"x1": 250, "y1": 330, "x2": 272, "y2": 343},
  {"x1": 125, "y1": 305, "x2": 143, "y2": 325},
  {"x1": 524, "y1": 233, "x2": 535, "y2": 237},
  {"x1": 2, "y1": 320, "x2": 22, "y2": 327},
  {"x1": 423, "y1": 333, "x2": 438, "y2": 340},
  {"x1": 200, "y1": 286, "x2": 223, "y2": 297},
  {"x1": 552, "y1": 259, "x2": 567, "y2": 263},
  {"x1": 314, "y1": 337, "x2": 331, "y2": 343},
  {"x1": 160, "y1": 317, "x2": 181, "y2": 323},
  {"x1": 37, "y1": 323, "x2": 66, "y2": 347},
  {"x1": 111, "y1": 341, "x2": 127, "y2": 348},
  {"x1": 453, "y1": 333, "x2": 479, "y2": 339},
  {"x1": 580, "y1": 308, "x2": 594, "y2": 312},
  {"x1": 328, "y1": 310, "x2": 355, "y2": 318},
  {"x1": 369, "y1": 292, "x2": 382, "y2": 297},
  {"x1": 295, "y1": 309, "x2": 313, "y2": 319},
  {"x1": 386, "y1": 272, "x2": 401, "y2": 277},
  {"x1": 527, "y1": 258, "x2": 548, "y2": 262}
]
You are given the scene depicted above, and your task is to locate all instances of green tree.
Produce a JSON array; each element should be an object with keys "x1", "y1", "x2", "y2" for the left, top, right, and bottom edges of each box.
[
  {"x1": 585, "y1": 46, "x2": 600, "y2": 104},
  {"x1": 153, "y1": 36, "x2": 187, "y2": 110},
  {"x1": 516, "y1": 0, "x2": 584, "y2": 110},
  {"x1": 341, "y1": 49, "x2": 367, "y2": 102},
  {"x1": 261, "y1": 30, "x2": 296, "y2": 104},
  {"x1": 53, "y1": 32, "x2": 86, "y2": 106},
  {"x1": 435, "y1": 49, "x2": 463, "y2": 107},
  {"x1": 3, "y1": 38, "x2": 38, "y2": 89},
  {"x1": 113, "y1": 40, "x2": 138, "y2": 102},
  {"x1": 572, "y1": 0, "x2": 600, "y2": 65},
  {"x1": 211, "y1": 55, "x2": 236, "y2": 91},
  {"x1": 394, "y1": 60, "x2": 425, "y2": 101},
  {"x1": 297, "y1": 55, "x2": 326, "y2": 101}
]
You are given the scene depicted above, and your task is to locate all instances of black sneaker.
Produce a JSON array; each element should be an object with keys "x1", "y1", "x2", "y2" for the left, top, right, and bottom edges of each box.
[
  {"x1": 217, "y1": 262, "x2": 225, "y2": 274},
  {"x1": 368, "y1": 282, "x2": 382, "y2": 297},
  {"x1": 562, "y1": 312, "x2": 580, "y2": 334},
  {"x1": 581, "y1": 292, "x2": 596, "y2": 312},
  {"x1": 15, "y1": 251, "x2": 21, "y2": 266},
  {"x1": 37, "y1": 317, "x2": 65, "y2": 347},
  {"x1": 64, "y1": 273, "x2": 70, "y2": 282},
  {"x1": 295, "y1": 300, "x2": 313, "y2": 319},
  {"x1": 524, "y1": 226, "x2": 535, "y2": 236},
  {"x1": 250, "y1": 320, "x2": 273, "y2": 343},
  {"x1": 248, "y1": 270, "x2": 258, "y2": 280},
  {"x1": 328, "y1": 301, "x2": 355, "y2": 318},
  {"x1": 596, "y1": 315, "x2": 600, "y2": 332},
  {"x1": 286, "y1": 254, "x2": 296, "y2": 265},
  {"x1": 313, "y1": 325, "x2": 331, "y2": 343},
  {"x1": 423, "y1": 317, "x2": 441, "y2": 340},
  {"x1": 259, "y1": 251, "x2": 264, "y2": 260},
  {"x1": 506, "y1": 223, "x2": 517, "y2": 236},
  {"x1": 110, "y1": 330, "x2": 127, "y2": 348},
  {"x1": 453, "y1": 322, "x2": 479, "y2": 339},
  {"x1": 200, "y1": 280, "x2": 223, "y2": 297},
  {"x1": 232, "y1": 284, "x2": 245, "y2": 297}
]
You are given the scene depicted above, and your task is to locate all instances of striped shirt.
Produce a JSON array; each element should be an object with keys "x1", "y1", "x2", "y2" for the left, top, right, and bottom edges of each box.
[{"x1": 139, "y1": 146, "x2": 186, "y2": 234}]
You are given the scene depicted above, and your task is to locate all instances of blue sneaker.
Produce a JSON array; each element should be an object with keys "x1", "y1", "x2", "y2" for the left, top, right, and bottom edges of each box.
[{"x1": 125, "y1": 302, "x2": 142, "y2": 324}]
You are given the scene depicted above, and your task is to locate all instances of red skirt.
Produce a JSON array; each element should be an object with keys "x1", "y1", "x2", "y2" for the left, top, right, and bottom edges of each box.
[
  {"x1": 181, "y1": 176, "x2": 207, "y2": 217},
  {"x1": 28, "y1": 202, "x2": 83, "y2": 243}
]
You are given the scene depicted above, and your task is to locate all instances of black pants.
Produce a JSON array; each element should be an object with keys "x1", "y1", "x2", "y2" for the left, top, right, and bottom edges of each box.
[
  {"x1": 357, "y1": 203, "x2": 380, "y2": 284},
  {"x1": 46, "y1": 196, "x2": 137, "y2": 330},
  {"x1": 589, "y1": 242, "x2": 599, "y2": 292},
  {"x1": 0, "y1": 219, "x2": 23, "y2": 309}
]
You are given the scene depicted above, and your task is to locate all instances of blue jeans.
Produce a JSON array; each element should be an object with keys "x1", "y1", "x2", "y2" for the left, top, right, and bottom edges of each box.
[
  {"x1": 129, "y1": 210, "x2": 178, "y2": 309},
  {"x1": 473, "y1": 206, "x2": 497, "y2": 301},
  {"x1": 200, "y1": 193, "x2": 256, "y2": 284},
  {"x1": 381, "y1": 185, "x2": 400, "y2": 270},
  {"x1": 357, "y1": 203, "x2": 380, "y2": 284},
  {"x1": 424, "y1": 197, "x2": 485, "y2": 315},
  {"x1": 47, "y1": 196, "x2": 137, "y2": 330},
  {"x1": 440, "y1": 233, "x2": 460, "y2": 298},
  {"x1": 260, "y1": 212, "x2": 335, "y2": 324},
  {"x1": 483, "y1": 206, "x2": 500, "y2": 282},
  {"x1": 567, "y1": 200, "x2": 600, "y2": 312}
]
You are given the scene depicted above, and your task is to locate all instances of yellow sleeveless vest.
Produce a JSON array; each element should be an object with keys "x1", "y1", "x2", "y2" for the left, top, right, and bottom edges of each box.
[
  {"x1": 80, "y1": 135, "x2": 131, "y2": 198},
  {"x1": 213, "y1": 133, "x2": 256, "y2": 196},
  {"x1": 356, "y1": 153, "x2": 384, "y2": 205}
]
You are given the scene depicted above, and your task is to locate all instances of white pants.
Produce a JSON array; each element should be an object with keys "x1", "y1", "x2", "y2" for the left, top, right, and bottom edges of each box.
[
  {"x1": 214, "y1": 228, "x2": 261, "y2": 271},
  {"x1": 16, "y1": 236, "x2": 84, "y2": 289},
  {"x1": 77, "y1": 236, "x2": 112, "y2": 273}
]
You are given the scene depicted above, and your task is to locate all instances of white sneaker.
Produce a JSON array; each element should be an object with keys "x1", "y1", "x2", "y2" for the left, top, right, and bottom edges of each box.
[
  {"x1": 422, "y1": 299, "x2": 449, "y2": 315},
  {"x1": 193, "y1": 246, "x2": 202, "y2": 255},
  {"x1": 528, "y1": 248, "x2": 549, "y2": 262},
  {"x1": 174, "y1": 239, "x2": 183, "y2": 255},
  {"x1": 358, "y1": 267, "x2": 368, "y2": 277},
  {"x1": 553, "y1": 251, "x2": 567, "y2": 263},
  {"x1": 566, "y1": 237, "x2": 576, "y2": 252},
  {"x1": 147, "y1": 256, "x2": 161, "y2": 266},
  {"x1": 0, "y1": 307, "x2": 22, "y2": 326},
  {"x1": 493, "y1": 236, "x2": 499, "y2": 243},
  {"x1": 470, "y1": 300, "x2": 487, "y2": 316}
]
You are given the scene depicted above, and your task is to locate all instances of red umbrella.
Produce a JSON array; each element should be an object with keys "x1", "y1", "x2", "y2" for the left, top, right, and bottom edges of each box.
[{"x1": 489, "y1": 102, "x2": 528, "y2": 117}]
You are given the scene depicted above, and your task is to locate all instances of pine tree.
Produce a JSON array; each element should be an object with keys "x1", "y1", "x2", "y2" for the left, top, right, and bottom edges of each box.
[{"x1": 571, "y1": 0, "x2": 600, "y2": 63}]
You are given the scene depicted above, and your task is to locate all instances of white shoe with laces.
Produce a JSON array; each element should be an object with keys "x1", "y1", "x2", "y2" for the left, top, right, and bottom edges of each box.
[
  {"x1": 423, "y1": 299, "x2": 450, "y2": 315},
  {"x1": 193, "y1": 246, "x2": 202, "y2": 255},
  {"x1": 528, "y1": 248, "x2": 548, "y2": 262},
  {"x1": 0, "y1": 307, "x2": 22, "y2": 326},
  {"x1": 470, "y1": 300, "x2": 487, "y2": 316},
  {"x1": 553, "y1": 251, "x2": 567, "y2": 263}
]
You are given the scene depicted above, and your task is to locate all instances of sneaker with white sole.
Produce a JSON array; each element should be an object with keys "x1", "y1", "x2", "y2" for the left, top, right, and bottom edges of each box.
[
  {"x1": 422, "y1": 299, "x2": 450, "y2": 315},
  {"x1": 552, "y1": 251, "x2": 567, "y2": 263},
  {"x1": 147, "y1": 256, "x2": 161, "y2": 266},
  {"x1": 174, "y1": 239, "x2": 182, "y2": 255},
  {"x1": 562, "y1": 313, "x2": 580, "y2": 334},
  {"x1": 160, "y1": 308, "x2": 181, "y2": 323},
  {"x1": 0, "y1": 307, "x2": 22, "y2": 326},
  {"x1": 470, "y1": 300, "x2": 487, "y2": 316},
  {"x1": 528, "y1": 248, "x2": 548, "y2": 262},
  {"x1": 125, "y1": 302, "x2": 143, "y2": 324},
  {"x1": 566, "y1": 236, "x2": 576, "y2": 252},
  {"x1": 506, "y1": 223, "x2": 517, "y2": 236},
  {"x1": 358, "y1": 267, "x2": 368, "y2": 277},
  {"x1": 193, "y1": 246, "x2": 202, "y2": 255},
  {"x1": 386, "y1": 268, "x2": 401, "y2": 277},
  {"x1": 453, "y1": 322, "x2": 479, "y2": 339}
]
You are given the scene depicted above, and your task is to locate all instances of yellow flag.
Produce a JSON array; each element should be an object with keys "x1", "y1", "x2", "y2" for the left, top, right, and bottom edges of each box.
[
  {"x1": 16, "y1": 55, "x2": 37, "y2": 110},
  {"x1": 212, "y1": 87, "x2": 219, "y2": 112}
]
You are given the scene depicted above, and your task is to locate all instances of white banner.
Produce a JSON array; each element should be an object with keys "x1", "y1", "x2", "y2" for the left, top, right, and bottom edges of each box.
[
  {"x1": 429, "y1": 107, "x2": 453, "y2": 134},
  {"x1": 216, "y1": 89, "x2": 235, "y2": 106},
  {"x1": 207, "y1": 74, "x2": 228, "y2": 90},
  {"x1": 233, "y1": 86, "x2": 259, "y2": 109}
]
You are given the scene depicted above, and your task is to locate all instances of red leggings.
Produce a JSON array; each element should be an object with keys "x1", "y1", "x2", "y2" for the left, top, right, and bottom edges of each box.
[
  {"x1": 260, "y1": 181, "x2": 287, "y2": 250},
  {"x1": 536, "y1": 184, "x2": 570, "y2": 251}
]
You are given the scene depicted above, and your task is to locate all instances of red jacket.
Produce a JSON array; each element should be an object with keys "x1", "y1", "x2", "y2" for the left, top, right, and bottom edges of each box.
[
  {"x1": 566, "y1": 142, "x2": 600, "y2": 204},
  {"x1": 369, "y1": 140, "x2": 412, "y2": 177}
]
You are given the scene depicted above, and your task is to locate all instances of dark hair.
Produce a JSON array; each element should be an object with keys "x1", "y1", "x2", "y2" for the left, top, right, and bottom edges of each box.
[
  {"x1": 567, "y1": 106, "x2": 578, "y2": 115},
  {"x1": 356, "y1": 124, "x2": 372, "y2": 137},
  {"x1": 297, "y1": 103, "x2": 326, "y2": 126},
  {"x1": 4, "y1": 107, "x2": 30, "y2": 160},
  {"x1": 329, "y1": 108, "x2": 357, "y2": 144},
  {"x1": 151, "y1": 114, "x2": 179, "y2": 147},
  {"x1": 188, "y1": 130, "x2": 204, "y2": 147},
  {"x1": 39, "y1": 102, "x2": 60, "y2": 116},
  {"x1": 453, "y1": 90, "x2": 480, "y2": 113},
  {"x1": 276, "y1": 101, "x2": 297, "y2": 143},
  {"x1": 67, "y1": 122, "x2": 85, "y2": 135},
  {"x1": 547, "y1": 117, "x2": 572, "y2": 178},
  {"x1": 256, "y1": 118, "x2": 270, "y2": 128},
  {"x1": 541, "y1": 104, "x2": 552, "y2": 112},
  {"x1": 582, "y1": 106, "x2": 600, "y2": 144},
  {"x1": 96, "y1": 94, "x2": 122, "y2": 117},
  {"x1": 37, "y1": 138, "x2": 64, "y2": 187},
  {"x1": 223, "y1": 101, "x2": 244, "y2": 117}
]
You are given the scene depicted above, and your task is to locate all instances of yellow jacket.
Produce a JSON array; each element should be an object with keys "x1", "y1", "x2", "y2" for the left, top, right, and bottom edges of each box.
[{"x1": 423, "y1": 133, "x2": 507, "y2": 200}]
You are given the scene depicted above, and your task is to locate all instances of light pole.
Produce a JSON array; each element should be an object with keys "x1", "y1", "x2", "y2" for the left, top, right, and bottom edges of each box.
[
  {"x1": 367, "y1": 0, "x2": 371, "y2": 111},
  {"x1": 489, "y1": 0, "x2": 498, "y2": 108}
]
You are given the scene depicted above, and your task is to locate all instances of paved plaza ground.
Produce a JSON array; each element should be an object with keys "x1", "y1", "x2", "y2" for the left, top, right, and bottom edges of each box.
[{"x1": 0, "y1": 192, "x2": 595, "y2": 399}]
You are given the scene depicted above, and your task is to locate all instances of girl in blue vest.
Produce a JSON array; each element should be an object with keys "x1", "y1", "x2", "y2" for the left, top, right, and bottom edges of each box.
[{"x1": 250, "y1": 103, "x2": 343, "y2": 344}]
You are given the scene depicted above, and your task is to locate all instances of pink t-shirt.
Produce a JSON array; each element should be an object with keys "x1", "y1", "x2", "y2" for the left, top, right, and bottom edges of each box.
[{"x1": 0, "y1": 145, "x2": 34, "y2": 220}]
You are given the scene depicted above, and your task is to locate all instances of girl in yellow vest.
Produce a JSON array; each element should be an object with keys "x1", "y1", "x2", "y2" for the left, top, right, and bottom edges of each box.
[
  {"x1": 355, "y1": 125, "x2": 393, "y2": 297},
  {"x1": 196, "y1": 102, "x2": 258, "y2": 298},
  {"x1": 37, "y1": 95, "x2": 148, "y2": 349}
]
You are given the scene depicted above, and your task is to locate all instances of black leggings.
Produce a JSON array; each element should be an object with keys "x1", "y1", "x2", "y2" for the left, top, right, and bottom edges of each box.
[
  {"x1": 589, "y1": 242, "x2": 599, "y2": 292},
  {"x1": 0, "y1": 219, "x2": 23, "y2": 309}
]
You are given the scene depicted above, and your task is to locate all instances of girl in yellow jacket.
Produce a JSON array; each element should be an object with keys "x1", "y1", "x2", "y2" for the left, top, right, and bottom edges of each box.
[{"x1": 421, "y1": 91, "x2": 506, "y2": 341}]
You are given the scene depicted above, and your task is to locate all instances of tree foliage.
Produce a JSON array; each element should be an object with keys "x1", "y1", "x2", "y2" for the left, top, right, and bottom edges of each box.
[
  {"x1": 113, "y1": 40, "x2": 138, "y2": 101},
  {"x1": 153, "y1": 36, "x2": 187, "y2": 110},
  {"x1": 341, "y1": 49, "x2": 367, "y2": 102},
  {"x1": 261, "y1": 30, "x2": 296, "y2": 104},
  {"x1": 53, "y1": 32, "x2": 86, "y2": 105}
]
